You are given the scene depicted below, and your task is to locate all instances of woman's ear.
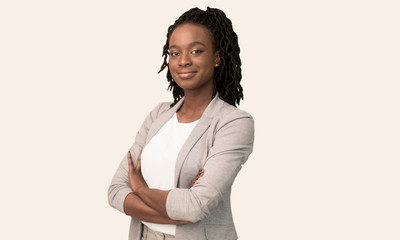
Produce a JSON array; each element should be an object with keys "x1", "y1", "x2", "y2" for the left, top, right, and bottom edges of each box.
[{"x1": 214, "y1": 50, "x2": 221, "y2": 66}]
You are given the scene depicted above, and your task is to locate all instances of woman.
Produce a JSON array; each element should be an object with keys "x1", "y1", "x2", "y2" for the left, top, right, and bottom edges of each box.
[{"x1": 108, "y1": 7, "x2": 254, "y2": 240}]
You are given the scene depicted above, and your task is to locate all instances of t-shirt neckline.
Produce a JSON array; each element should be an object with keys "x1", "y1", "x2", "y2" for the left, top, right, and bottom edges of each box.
[{"x1": 174, "y1": 113, "x2": 200, "y2": 125}]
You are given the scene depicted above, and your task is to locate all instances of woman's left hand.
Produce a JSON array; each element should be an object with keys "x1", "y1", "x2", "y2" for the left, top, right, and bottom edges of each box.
[{"x1": 127, "y1": 151, "x2": 148, "y2": 194}]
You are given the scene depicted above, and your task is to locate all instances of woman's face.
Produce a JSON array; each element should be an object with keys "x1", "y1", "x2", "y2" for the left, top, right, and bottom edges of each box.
[{"x1": 168, "y1": 24, "x2": 220, "y2": 95}]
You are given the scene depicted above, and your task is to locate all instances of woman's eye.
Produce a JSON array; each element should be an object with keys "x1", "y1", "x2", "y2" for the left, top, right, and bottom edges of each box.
[
  {"x1": 169, "y1": 52, "x2": 179, "y2": 57},
  {"x1": 191, "y1": 49, "x2": 202, "y2": 54}
]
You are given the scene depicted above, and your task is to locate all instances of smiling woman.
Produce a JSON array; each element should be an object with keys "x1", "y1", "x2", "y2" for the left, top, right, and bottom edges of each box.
[
  {"x1": 168, "y1": 24, "x2": 220, "y2": 101},
  {"x1": 108, "y1": 7, "x2": 254, "y2": 240}
]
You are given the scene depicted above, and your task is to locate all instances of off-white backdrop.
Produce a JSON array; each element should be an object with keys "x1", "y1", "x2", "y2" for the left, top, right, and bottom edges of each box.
[{"x1": 1, "y1": 1, "x2": 399, "y2": 239}]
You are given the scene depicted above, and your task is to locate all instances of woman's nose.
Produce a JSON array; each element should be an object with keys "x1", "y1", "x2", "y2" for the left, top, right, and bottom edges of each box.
[{"x1": 178, "y1": 53, "x2": 191, "y2": 67}]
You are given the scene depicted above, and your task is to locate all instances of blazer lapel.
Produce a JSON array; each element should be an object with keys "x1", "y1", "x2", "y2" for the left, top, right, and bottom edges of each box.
[
  {"x1": 174, "y1": 115, "x2": 213, "y2": 186},
  {"x1": 174, "y1": 94, "x2": 224, "y2": 186},
  {"x1": 145, "y1": 99, "x2": 184, "y2": 145}
]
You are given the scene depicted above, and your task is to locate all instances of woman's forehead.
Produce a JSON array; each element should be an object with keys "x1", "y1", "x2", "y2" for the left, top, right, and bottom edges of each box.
[{"x1": 169, "y1": 24, "x2": 213, "y2": 48}]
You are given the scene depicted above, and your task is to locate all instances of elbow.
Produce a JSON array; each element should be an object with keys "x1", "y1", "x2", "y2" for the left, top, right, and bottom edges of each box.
[
  {"x1": 107, "y1": 185, "x2": 117, "y2": 209},
  {"x1": 170, "y1": 202, "x2": 210, "y2": 223},
  {"x1": 186, "y1": 206, "x2": 210, "y2": 223},
  {"x1": 107, "y1": 184, "x2": 132, "y2": 213},
  {"x1": 166, "y1": 188, "x2": 220, "y2": 223}
]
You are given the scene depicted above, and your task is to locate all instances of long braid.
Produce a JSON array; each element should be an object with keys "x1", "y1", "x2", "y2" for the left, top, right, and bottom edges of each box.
[{"x1": 158, "y1": 7, "x2": 243, "y2": 106}]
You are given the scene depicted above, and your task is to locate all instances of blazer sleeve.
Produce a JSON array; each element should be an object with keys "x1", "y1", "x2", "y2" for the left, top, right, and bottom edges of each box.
[
  {"x1": 107, "y1": 102, "x2": 168, "y2": 214},
  {"x1": 165, "y1": 110, "x2": 255, "y2": 222}
]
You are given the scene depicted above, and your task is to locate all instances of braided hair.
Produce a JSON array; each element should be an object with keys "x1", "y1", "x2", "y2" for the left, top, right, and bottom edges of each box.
[{"x1": 158, "y1": 7, "x2": 243, "y2": 107}]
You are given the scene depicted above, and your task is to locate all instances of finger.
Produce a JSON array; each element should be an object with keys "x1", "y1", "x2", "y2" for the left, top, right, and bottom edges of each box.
[
  {"x1": 191, "y1": 174, "x2": 200, "y2": 186},
  {"x1": 127, "y1": 151, "x2": 134, "y2": 171},
  {"x1": 198, "y1": 169, "x2": 204, "y2": 177},
  {"x1": 135, "y1": 152, "x2": 141, "y2": 171},
  {"x1": 191, "y1": 177, "x2": 198, "y2": 187}
]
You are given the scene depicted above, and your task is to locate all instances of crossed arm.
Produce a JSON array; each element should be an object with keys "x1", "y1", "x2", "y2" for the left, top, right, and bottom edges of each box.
[
  {"x1": 108, "y1": 105, "x2": 254, "y2": 224},
  {"x1": 123, "y1": 151, "x2": 202, "y2": 224}
]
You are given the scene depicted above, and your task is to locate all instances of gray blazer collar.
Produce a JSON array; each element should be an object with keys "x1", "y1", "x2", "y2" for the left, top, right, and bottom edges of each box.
[
  {"x1": 145, "y1": 93, "x2": 225, "y2": 186},
  {"x1": 145, "y1": 93, "x2": 224, "y2": 144}
]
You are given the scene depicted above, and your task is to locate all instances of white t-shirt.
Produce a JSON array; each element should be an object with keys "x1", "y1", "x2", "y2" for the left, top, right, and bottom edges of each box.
[{"x1": 141, "y1": 113, "x2": 199, "y2": 235}]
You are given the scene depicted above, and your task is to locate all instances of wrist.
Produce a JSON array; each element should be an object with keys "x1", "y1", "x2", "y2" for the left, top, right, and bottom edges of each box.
[{"x1": 135, "y1": 185, "x2": 147, "y2": 195}]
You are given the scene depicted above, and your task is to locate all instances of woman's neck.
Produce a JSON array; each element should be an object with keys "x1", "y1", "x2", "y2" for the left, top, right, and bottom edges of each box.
[{"x1": 176, "y1": 91, "x2": 214, "y2": 123}]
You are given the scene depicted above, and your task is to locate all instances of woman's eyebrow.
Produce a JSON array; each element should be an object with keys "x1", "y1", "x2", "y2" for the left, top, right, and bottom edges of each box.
[
  {"x1": 189, "y1": 41, "x2": 206, "y2": 47},
  {"x1": 169, "y1": 41, "x2": 206, "y2": 49}
]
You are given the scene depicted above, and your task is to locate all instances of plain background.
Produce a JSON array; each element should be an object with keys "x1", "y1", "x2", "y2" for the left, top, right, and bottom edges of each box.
[{"x1": 1, "y1": 0, "x2": 399, "y2": 239}]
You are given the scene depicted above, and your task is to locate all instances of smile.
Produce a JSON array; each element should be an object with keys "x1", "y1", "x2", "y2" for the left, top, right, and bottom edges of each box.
[{"x1": 177, "y1": 71, "x2": 197, "y2": 79}]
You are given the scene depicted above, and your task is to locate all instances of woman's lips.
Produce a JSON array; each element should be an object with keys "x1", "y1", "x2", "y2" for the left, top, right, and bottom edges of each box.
[{"x1": 177, "y1": 71, "x2": 197, "y2": 79}]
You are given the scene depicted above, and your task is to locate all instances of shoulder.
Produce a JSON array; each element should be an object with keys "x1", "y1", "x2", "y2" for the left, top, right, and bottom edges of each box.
[
  {"x1": 213, "y1": 98, "x2": 254, "y2": 132},
  {"x1": 152, "y1": 101, "x2": 173, "y2": 114},
  {"x1": 147, "y1": 102, "x2": 173, "y2": 118},
  {"x1": 220, "y1": 101, "x2": 253, "y2": 119},
  {"x1": 138, "y1": 101, "x2": 174, "y2": 129},
  {"x1": 210, "y1": 99, "x2": 255, "y2": 150}
]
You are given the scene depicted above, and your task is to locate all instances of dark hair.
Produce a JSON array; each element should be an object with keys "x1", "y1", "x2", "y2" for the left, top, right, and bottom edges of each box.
[{"x1": 158, "y1": 7, "x2": 243, "y2": 107}]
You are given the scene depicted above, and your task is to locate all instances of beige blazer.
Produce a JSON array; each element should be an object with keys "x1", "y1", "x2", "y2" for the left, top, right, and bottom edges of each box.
[{"x1": 108, "y1": 94, "x2": 255, "y2": 240}]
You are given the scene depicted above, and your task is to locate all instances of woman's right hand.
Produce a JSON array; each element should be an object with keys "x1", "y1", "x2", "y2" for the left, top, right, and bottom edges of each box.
[
  {"x1": 127, "y1": 151, "x2": 148, "y2": 194},
  {"x1": 190, "y1": 169, "x2": 204, "y2": 187}
]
